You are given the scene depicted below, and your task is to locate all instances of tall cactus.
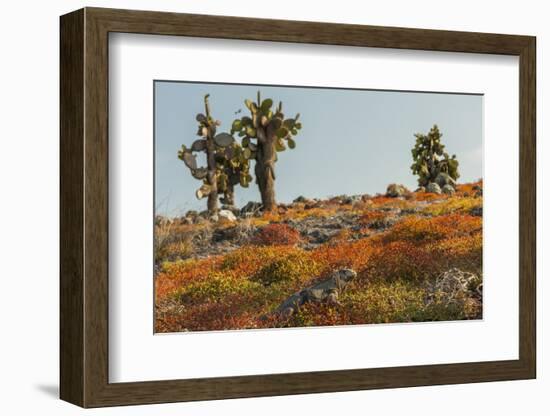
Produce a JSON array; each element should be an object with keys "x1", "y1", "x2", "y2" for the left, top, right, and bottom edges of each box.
[
  {"x1": 231, "y1": 91, "x2": 302, "y2": 211},
  {"x1": 410, "y1": 124, "x2": 459, "y2": 187},
  {"x1": 178, "y1": 95, "x2": 250, "y2": 213}
]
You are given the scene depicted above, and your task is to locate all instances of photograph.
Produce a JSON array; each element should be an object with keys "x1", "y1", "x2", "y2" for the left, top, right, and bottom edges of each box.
[{"x1": 153, "y1": 81, "x2": 484, "y2": 333}]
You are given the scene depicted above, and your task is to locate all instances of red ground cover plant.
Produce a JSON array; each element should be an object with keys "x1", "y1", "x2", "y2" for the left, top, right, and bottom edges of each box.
[
  {"x1": 358, "y1": 211, "x2": 387, "y2": 226},
  {"x1": 154, "y1": 182, "x2": 484, "y2": 332},
  {"x1": 250, "y1": 223, "x2": 302, "y2": 246},
  {"x1": 382, "y1": 214, "x2": 481, "y2": 245}
]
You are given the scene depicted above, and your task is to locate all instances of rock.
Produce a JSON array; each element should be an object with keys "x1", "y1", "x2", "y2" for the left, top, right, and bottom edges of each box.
[
  {"x1": 386, "y1": 184, "x2": 410, "y2": 198},
  {"x1": 221, "y1": 205, "x2": 240, "y2": 216},
  {"x1": 240, "y1": 201, "x2": 262, "y2": 216},
  {"x1": 442, "y1": 184, "x2": 455, "y2": 195},
  {"x1": 435, "y1": 172, "x2": 456, "y2": 189},
  {"x1": 212, "y1": 227, "x2": 235, "y2": 242},
  {"x1": 426, "y1": 182, "x2": 442, "y2": 194},
  {"x1": 368, "y1": 216, "x2": 398, "y2": 230},
  {"x1": 272, "y1": 269, "x2": 357, "y2": 318},
  {"x1": 307, "y1": 229, "x2": 332, "y2": 244},
  {"x1": 179, "y1": 216, "x2": 194, "y2": 225},
  {"x1": 304, "y1": 201, "x2": 322, "y2": 210},
  {"x1": 218, "y1": 209, "x2": 237, "y2": 222},
  {"x1": 194, "y1": 216, "x2": 207, "y2": 225},
  {"x1": 427, "y1": 268, "x2": 482, "y2": 306},
  {"x1": 185, "y1": 210, "x2": 199, "y2": 219},
  {"x1": 351, "y1": 195, "x2": 362, "y2": 204},
  {"x1": 340, "y1": 195, "x2": 362, "y2": 205},
  {"x1": 180, "y1": 212, "x2": 197, "y2": 224},
  {"x1": 293, "y1": 195, "x2": 309, "y2": 203},
  {"x1": 470, "y1": 206, "x2": 482, "y2": 217},
  {"x1": 323, "y1": 221, "x2": 345, "y2": 230},
  {"x1": 198, "y1": 210, "x2": 211, "y2": 219},
  {"x1": 155, "y1": 216, "x2": 171, "y2": 226}
]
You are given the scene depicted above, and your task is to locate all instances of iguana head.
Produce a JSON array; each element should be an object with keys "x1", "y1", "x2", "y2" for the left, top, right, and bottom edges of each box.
[{"x1": 335, "y1": 268, "x2": 357, "y2": 283}]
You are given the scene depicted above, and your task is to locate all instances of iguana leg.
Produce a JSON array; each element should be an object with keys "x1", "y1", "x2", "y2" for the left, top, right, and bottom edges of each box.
[{"x1": 326, "y1": 290, "x2": 341, "y2": 306}]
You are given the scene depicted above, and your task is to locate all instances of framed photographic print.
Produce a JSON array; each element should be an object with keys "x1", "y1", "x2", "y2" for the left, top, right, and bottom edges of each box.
[{"x1": 60, "y1": 7, "x2": 536, "y2": 408}]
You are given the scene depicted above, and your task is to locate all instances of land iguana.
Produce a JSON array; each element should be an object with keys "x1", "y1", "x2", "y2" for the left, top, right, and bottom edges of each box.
[{"x1": 272, "y1": 268, "x2": 357, "y2": 319}]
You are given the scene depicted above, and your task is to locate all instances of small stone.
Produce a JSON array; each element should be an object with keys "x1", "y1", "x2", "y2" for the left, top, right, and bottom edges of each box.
[
  {"x1": 218, "y1": 209, "x2": 237, "y2": 222},
  {"x1": 470, "y1": 206, "x2": 483, "y2": 217},
  {"x1": 426, "y1": 182, "x2": 442, "y2": 194}
]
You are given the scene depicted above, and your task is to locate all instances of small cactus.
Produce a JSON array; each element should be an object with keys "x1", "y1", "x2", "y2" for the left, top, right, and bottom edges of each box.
[
  {"x1": 178, "y1": 95, "x2": 251, "y2": 213},
  {"x1": 231, "y1": 91, "x2": 302, "y2": 211},
  {"x1": 410, "y1": 125, "x2": 460, "y2": 187}
]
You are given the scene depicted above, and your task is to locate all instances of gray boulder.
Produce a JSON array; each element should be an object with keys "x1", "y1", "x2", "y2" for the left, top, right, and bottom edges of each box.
[
  {"x1": 386, "y1": 184, "x2": 409, "y2": 198},
  {"x1": 293, "y1": 195, "x2": 309, "y2": 203},
  {"x1": 435, "y1": 172, "x2": 457, "y2": 189},
  {"x1": 442, "y1": 184, "x2": 455, "y2": 195},
  {"x1": 240, "y1": 201, "x2": 262, "y2": 216},
  {"x1": 307, "y1": 229, "x2": 332, "y2": 244},
  {"x1": 426, "y1": 182, "x2": 442, "y2": 194}
]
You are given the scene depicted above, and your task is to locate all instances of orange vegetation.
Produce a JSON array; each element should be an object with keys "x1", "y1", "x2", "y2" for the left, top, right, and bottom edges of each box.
[{"x1": 155, "y1": 182, "x2": 483, "y2": 332}]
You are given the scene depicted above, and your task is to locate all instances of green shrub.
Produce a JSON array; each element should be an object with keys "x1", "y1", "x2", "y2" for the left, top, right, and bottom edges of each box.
[
  {"x1": 251, "y1": 253, "x2": 321, "y2": 286},
  {"x1": 176, "y1": 272, "x2": 259, "y2": 304}
]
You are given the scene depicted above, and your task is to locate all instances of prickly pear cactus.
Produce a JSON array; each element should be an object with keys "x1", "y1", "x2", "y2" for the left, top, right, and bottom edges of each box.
[
  {"x1": 231, "y1": 91, "x2": 302, "y2": 211},
  {"x1": 178, "y1": 95, "x2": 251, "y2": 213},
  {"x1": 410, "y1": 124, "x2": 460, "y2": 187},
  {"x1": 215, "y1": 142, "x2": 253, "y2": 207}
]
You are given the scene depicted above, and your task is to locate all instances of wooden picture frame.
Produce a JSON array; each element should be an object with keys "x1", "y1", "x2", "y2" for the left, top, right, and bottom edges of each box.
[{"x1": 60, "y1": 7, "x2": 536, "y2": 408}]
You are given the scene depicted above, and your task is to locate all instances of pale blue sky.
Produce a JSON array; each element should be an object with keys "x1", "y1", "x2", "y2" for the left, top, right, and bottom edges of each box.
[{"x1": 155, "y1": 81, "x2": 482, "y2": 216}]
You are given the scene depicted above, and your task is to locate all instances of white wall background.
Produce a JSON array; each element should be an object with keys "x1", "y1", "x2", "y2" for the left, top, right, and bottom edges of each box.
[{"x1": 0, "y1": 0, "x2": 546, "y2": 414}]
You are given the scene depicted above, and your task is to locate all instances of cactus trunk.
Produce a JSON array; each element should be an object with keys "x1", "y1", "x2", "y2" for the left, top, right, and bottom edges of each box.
[
  {"x1": 205, "y1": 136, "x2": 218, "y2": 213},
  {"x1": 255, "y1": 136, "x2": 277, "y2": 211},
  {"x1": 224, "y1": 184, "x2": 235, "y2": 207}
]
